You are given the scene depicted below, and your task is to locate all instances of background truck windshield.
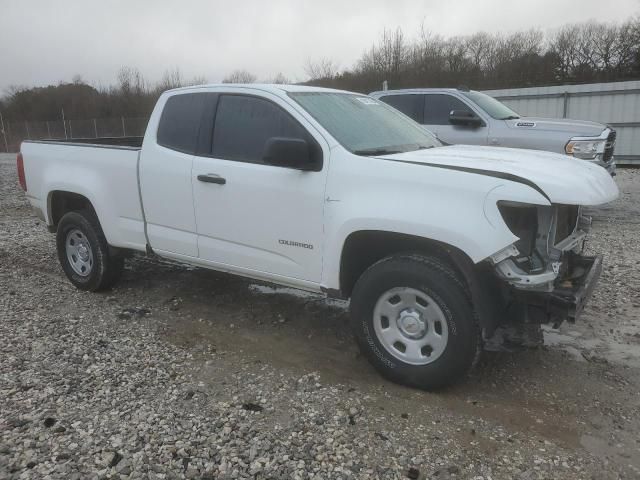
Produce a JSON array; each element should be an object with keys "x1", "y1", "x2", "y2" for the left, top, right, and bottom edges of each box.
[
  {"x1": 461, "y1": 91, "x2": 521, "y2": 120},
  {"x1": 289, "y1": 92, "x2": 440, "y2": 155}
]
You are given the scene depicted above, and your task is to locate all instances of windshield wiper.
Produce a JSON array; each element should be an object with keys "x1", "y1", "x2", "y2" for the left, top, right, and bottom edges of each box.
[
  {"x1": 353, "y1": 148, "x2": 403, "y2": 156},
  {"x1": 500, "y1": 115, "x2": 520, "y2": 120}
]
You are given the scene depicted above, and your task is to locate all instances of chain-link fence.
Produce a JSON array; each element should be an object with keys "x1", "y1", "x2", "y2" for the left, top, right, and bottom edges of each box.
[{"x1": 0, "y1": 116, "x2": 149, "y2": 153}]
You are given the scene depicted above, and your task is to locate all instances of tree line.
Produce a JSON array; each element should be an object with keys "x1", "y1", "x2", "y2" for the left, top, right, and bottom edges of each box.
[
  {"x1": 0, "y1": 68, "x2": 289, "y2": 122},
  {"x1": 306, "y1": 18, "x2": 640, "y2": 92},
  {"x1": 1, "y1": 18, "x2": 639, "y2": 122}
]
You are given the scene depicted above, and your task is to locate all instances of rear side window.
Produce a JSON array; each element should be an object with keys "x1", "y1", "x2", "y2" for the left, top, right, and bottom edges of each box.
[
  {"x1": 212, "y1": 95, "x2": 309, "y2": 164},
  {"x1": 157, "y1": 93, "x2": 207, "y2": 154},
  {"x1": 379, "y1": 94, "x2": 425, "y2": 123},
  {"x1": 424, "y1": 94, "x2": 473, "y2": 125}
]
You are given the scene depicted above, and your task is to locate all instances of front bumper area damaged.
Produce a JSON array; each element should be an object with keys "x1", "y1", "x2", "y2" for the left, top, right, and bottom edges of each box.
[
  {"x1": 484, "y1": 254, "x2": 602, "y2": 351},
  {"x1": 513, "y1": 253, "x2": 602, "y2": 324},
  {"x1": 490, "y1": 215, "x2": 589, "y2": 293}
]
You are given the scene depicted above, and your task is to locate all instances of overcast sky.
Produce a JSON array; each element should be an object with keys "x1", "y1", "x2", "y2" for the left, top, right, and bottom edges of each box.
[{"x1": 1, "y1": 0, "x2": 638, "y2": 92}]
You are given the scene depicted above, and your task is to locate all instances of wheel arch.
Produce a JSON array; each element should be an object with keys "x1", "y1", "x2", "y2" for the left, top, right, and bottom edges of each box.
[
  {"x1": 48, "y1": 190, "x2": 97, "y2": 231},
  {"x1": 335, "y1": 230, "x2": 504, "y2": 336}
]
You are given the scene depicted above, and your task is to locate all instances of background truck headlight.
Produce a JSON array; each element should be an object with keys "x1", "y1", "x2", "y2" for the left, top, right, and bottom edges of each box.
[{"x1": 565, "y1": 139, "x2": 604, "y2": 159}]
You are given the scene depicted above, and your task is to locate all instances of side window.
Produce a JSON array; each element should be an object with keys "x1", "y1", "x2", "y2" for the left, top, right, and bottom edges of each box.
[
  {"x1": 157, "y1": 93, "x2": 208, "y2": 153},
  {"x1": 212, "y1": 95, "x2": 309, "y2": 164},
  {"x1": 424, "y1": 94, "x2": 474, "y2": 125},
  {"x1": 379, "y1": 94, "x2": 424, "y2": 123}
]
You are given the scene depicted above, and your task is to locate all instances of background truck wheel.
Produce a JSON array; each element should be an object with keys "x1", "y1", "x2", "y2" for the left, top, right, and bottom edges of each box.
[
  {"x1": 56, "y1": 210, "x2": 124, "y2": 292},
  {"x1": 350, "y1": 253, "x2": 481, "y2": 390}
]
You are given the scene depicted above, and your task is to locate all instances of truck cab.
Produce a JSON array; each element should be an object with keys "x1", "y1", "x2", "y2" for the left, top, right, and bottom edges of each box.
[{"x1": 370, "y1": 88, "x2": 616, "y2": 175}]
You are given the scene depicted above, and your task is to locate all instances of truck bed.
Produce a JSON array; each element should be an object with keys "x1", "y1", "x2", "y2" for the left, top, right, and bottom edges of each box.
[
  {"x1": 20, "y1": 139, "x2": 147, "y2": 252},
  {"x1": 26, "y1": 136, "x2": 144, "y2": 149}
]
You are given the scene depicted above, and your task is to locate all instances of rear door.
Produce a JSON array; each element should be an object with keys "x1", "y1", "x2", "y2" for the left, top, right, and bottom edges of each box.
[
  {"x1": 139, "y1": 92, "x2": 214, "y2": 257},
  {"x1": 191, "y1": 92, "x2": 329, "y2": 283},
  {"x1": 378, "y1": 94, "x2": 425, "y2": 124},
  {"x1": 423, "y1": 93, "x2": 489, "y2": 146}
]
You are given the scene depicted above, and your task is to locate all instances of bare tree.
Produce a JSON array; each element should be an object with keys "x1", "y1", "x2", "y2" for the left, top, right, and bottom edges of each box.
[
  {"x1": 617, "y1": 17, "x2": 640, "y2": 73},
  {"x1": 156, "y1": 68, "x2": 184, "y2": 91},
  {"x1": 549, "y1": 25, "x2": 582, "y2": 79},
  {"x1": 222, "y1": 70, "x2": 257, "y2": 84},
  {"x1": 305, "y1": 58, "x2": 338, "y2": 80},
  {"x1": 187, "y1": 76, "x2": 208, "y2": 86},
  {"x1": 443, "y1": 36, "x2": 469, "y2": 73},
  {"x1": 374, "y1": 28, "x2": 408, "y2": 75},
  {"x1": 117, "y1": 66, "x2": 147, "y2": 95},
  {"x1": 268, "y1": 72, "x2": 289, "y2": 84},
  {"x1": 466, "y1": 32, "x2": 496, "y2": 71},
  {"x1": 412, "y1": 27, "x2": 447, "y2": 76}
]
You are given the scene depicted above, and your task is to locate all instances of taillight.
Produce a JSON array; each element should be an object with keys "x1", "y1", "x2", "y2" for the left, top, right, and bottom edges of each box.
[{"x1": 17, "y1": 152, "x2": 27, "y2": 191}]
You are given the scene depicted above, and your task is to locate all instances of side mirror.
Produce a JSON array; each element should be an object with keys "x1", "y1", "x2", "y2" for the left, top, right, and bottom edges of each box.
[
  {"x1": 263, "y1": 137, "x2": 319, "y2": 171},
  {"x1": 449, "y1": 110, "x2": 484, "y2": 127}
]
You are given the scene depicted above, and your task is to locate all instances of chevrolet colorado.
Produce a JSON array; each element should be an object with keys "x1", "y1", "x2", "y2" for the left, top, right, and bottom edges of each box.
[
  {"x1": 371, "y1": 87, "x2": 617, "y2": 175},
  {"x1": 18, "y1": 85, "x2": 619, "y2": 389}
]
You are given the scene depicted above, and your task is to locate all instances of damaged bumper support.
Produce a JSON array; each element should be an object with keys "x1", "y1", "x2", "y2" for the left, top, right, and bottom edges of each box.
[
  {"x1": 484, "y1": 254, "x2": 602, "y2": 351},
  {"x1": 521, "y1": 254, "x2": 603, "y2": 324}
]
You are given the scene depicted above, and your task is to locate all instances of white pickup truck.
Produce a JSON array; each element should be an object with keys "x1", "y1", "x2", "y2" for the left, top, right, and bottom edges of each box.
[{"x1": 18, "y1": 84, "x2": 618, "y2": 389}]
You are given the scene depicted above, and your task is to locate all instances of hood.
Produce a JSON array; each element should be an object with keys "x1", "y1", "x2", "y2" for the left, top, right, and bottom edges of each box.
[
  {"x1": 381, "y1": 145, "x2": 618, "y2": 206},
  {"x1": 505, "y1": 116, "x2": 606, "y2": 137}
]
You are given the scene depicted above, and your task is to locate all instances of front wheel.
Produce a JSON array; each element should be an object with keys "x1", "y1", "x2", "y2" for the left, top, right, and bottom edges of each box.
[
  {"x1": 350, "y1": 254, "x2": 480, "y2": 390},
  {"x1": 56, "y1": 210, "x2": 124, "y2": 291}
]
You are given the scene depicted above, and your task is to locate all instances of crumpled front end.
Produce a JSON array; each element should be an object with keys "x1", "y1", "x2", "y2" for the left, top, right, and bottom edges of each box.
[
  {"x1": 491, "y1": 204, "x2": 586, "y2": 290},
  {"x1": 489, "y1": 202, "x2": 602, "y2": 325}
]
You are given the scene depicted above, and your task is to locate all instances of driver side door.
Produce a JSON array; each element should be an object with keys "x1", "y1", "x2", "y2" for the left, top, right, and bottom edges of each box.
[{"x1": 191, "y1": 93, "x2": 328, "y2": 284}]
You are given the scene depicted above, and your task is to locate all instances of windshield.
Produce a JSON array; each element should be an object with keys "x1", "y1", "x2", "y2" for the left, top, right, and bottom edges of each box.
[
  {"x1": 461, "y1": 91, "x2": 520, "y2": 120},
  {"x1": 288, "y1": 92, "x2": 440, "y2": 155}
]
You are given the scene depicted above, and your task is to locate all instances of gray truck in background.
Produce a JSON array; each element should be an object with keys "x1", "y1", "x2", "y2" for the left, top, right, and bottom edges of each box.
[{"x1": 370, "y1": 88, "x2": 616, "y2": 175}]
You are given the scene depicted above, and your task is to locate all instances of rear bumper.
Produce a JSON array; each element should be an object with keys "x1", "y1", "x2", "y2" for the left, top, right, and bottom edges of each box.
[{"x1": 519, "y1": 254, "x2": 602, "y2": 324}]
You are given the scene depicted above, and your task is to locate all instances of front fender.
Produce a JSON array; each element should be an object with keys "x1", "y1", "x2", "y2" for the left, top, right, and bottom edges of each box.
[{"x1": 321, "y1": 155, "x2": 551, "y2": 291}]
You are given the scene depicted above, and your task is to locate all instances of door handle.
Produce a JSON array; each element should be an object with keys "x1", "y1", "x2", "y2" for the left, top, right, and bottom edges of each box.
[{"x1": 197, "y1": 174, "x2": 226, "y2": 185}]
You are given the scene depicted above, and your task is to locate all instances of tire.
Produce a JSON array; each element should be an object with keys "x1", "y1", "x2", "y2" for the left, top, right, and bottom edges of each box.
[
  {"x1": 350, "y1": 253, "x2": 481, "y2": 390},
  {"x1": 56, "y1": 210, "x2": 124, "y2": 292}
]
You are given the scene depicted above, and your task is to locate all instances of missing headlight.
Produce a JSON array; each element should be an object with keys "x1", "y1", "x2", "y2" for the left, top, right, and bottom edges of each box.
[{"x1": 498, "y1": 202, "x2": 538, "y2": 257}]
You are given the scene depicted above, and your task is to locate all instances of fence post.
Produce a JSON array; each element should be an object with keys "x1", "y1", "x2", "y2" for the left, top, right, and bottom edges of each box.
[
  {"x1": 0, "y1": 112, "x2": 8, "y2": 153},
  {"x1": 121, "y1": 116, "x2": 126, "y2": 137},
  {"x1": 94, "y1": 118, "x2": 98, "y2": 138},
  {"x1": 46, "y1": 121, "x2": 51, "y2": 139},
  {"x1": 62, "y1": 108, "x2": 67, "y2": 139},
  {"x1": 562, "y1": 91, "x2": 569, "y2": 118},
  {"x1": 69, "y1": 121, "x2": 73, "y2": 139}
]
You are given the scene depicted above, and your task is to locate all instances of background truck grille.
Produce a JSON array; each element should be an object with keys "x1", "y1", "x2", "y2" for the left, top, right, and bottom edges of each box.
[{"x1": 603, "y1": 130, "x2": 616, "y2": 163}]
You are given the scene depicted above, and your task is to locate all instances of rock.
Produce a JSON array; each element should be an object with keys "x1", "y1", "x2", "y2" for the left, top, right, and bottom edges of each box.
[
  {"x1": 407, "y1": 467, "x2": 420, "y2": 479},
  {"x1": 43, "y1": 417, "x2": 57, "y2": 428},
  {"x1": 242, "y1": 402, "x2": 264, "y2": 412},
  {"x1": 109, "y1": 452, "x2": 123, "y2": 467}
]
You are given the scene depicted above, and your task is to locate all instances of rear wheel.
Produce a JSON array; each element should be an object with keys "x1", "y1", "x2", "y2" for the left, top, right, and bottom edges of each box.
[
  {"x1": 56, "y1": 210, "x2": 124, "y2": 291},
  {"x1": 350, "y1": 253, "x2": 480, "y2": 390}
]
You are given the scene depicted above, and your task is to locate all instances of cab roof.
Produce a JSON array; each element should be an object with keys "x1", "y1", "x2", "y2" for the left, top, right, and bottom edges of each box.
[{"x1": 166, "y1": 83, "x2": 356, "y2": 96}]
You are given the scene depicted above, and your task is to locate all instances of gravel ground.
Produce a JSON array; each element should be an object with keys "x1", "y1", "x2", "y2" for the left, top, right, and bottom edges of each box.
[{"x1": 1, "y1": 153, "x2": 639, "y2": 479}]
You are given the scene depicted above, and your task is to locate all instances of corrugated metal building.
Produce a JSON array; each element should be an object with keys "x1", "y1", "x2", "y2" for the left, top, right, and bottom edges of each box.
[{"x1": 483, "y1": 81, "x2": 640, "y2": 165}]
